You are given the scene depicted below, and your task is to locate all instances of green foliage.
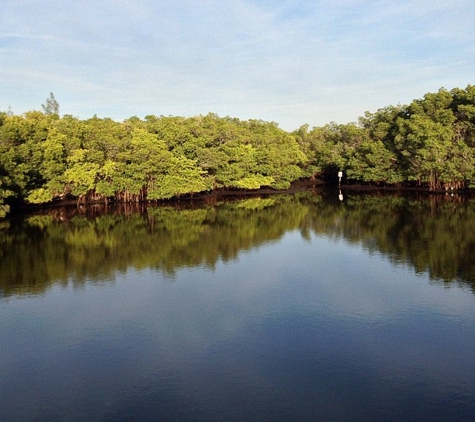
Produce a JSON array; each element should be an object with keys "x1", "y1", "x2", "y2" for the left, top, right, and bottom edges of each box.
[
  {"x1": 64, "y1": 149, "x2": 100, "y2": 197},
  {"x1": 395, "y1": 114, "x2": 454, "y2": 189},
  {"x1": 347, "y1": 140, "x2": 403, "y2": 184},
  {"x1": 148, "y1": 156, "x2": 213, "y2": 199},
  {"x1": 234, "y1": 175, "x2": 275, "y2": 189},
  {"x1": 0, "y1": 179, "x2": 11, "y2": 218},
  {"x1": 27, "y1": 187, "x2": 54, "y2": 204},
  {"x1": 1, "y1": 84, "x2": 474, "y2": 217},
  {"x1": 292, "y1": 85, "x2": 475, "y2": 189}
]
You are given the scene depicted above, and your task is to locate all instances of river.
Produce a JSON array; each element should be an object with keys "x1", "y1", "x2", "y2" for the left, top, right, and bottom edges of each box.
[{"x1": 1, "y1": 191, "x2": 474, "y2": 421}]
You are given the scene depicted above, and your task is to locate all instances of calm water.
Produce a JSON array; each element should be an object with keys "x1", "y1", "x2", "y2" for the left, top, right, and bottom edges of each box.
[{"x1": 1, "y1": 192, "x2": 474, "y2": 422}]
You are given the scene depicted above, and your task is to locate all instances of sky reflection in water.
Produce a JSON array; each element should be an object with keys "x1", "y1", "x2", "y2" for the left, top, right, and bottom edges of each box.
[{"x1": 0, "y1": 194, "x2": 474, "y2": 422}]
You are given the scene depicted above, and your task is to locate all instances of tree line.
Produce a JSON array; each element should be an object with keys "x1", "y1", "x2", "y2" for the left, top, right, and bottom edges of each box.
[{"x1": 1, "y1": 85, "x2": 474, "y2": 217}]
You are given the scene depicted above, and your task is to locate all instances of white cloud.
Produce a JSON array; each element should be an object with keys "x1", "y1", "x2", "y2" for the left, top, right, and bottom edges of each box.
[{"x1": 1, "y1": 0, "x2": 474, "y2": 129}]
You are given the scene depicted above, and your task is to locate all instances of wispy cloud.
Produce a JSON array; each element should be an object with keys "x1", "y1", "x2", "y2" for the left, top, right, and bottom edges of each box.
[{"x1": 1, "y1": 0, "x2": 474, "y2": 129}]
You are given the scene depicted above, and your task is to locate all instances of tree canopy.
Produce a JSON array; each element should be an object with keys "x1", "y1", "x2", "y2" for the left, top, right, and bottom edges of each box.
[{"x1": 1, "y1": 85, "x2": 474, "y2": 217}]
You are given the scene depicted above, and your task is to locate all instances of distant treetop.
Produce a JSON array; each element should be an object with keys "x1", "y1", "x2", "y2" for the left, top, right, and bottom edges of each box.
[{"x1": 42, "y1": 92, "x2": 60, "y2": 115}]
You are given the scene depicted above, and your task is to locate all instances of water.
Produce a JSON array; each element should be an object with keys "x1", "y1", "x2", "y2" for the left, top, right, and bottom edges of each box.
[{"x1": 0, "y1": 192, "x2": 474, "y2": 421}]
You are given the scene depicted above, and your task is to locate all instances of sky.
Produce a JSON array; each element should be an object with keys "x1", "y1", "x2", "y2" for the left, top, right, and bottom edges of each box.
[{"x1": 1, "y1": 0, "x2": 474, "y2": 131}]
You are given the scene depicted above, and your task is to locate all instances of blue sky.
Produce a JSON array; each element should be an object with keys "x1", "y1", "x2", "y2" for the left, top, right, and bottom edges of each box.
[{"x1": 1, "y1": 0, "x2": 474, "y2": 130}]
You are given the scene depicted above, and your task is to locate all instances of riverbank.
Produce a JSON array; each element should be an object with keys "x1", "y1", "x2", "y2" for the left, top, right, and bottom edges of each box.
[{"x1": 5, "y1": 178, "x2": 474, "y2": 219}]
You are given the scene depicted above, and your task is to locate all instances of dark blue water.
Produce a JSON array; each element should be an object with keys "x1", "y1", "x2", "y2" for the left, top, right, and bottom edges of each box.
[{"x1": 0, "y1": 194, "x2": 474, "y2": 421}]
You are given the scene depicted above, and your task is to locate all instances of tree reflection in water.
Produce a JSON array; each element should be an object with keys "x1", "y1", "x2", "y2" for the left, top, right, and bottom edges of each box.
[{"x1": 1, "y1": 192, "x2": 474, "y2": 297}]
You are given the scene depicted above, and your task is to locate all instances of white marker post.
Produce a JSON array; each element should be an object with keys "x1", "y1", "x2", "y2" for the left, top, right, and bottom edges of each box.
[{"x1": 338, "y1": 171, "x2": 343, "y2": 185}]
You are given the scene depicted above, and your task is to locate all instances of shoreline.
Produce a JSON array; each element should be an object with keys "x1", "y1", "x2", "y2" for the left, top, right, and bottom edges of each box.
[{"x1": 4, "y1": 178, "x2": 474, "y2": 218}]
